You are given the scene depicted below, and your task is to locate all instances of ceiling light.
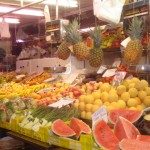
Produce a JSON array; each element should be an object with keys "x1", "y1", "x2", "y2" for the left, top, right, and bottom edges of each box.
[
  {"x1": 17, "y1": 0, "x2": 78, "y2": 7},
  {"x1": 0, "y1": 6, "x2": 44, "y2": 16},
  {"x1": 0, "y1": 18, "x2": 20, "y2": 24}
]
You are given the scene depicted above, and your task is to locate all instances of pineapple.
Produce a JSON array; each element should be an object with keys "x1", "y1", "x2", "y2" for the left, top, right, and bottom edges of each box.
[
  {"x1": 57, "y1": 40, "x2": 70, "y2": 60},
  {"x1": 88, "y1": 26, "x2": 103, "y2": 67},
  {"x1": 64, "y1": 19, "x2": 89, "y2": 60},
  {"x1": 124, "y1": 17, "x2": 143, "y2": 64}
]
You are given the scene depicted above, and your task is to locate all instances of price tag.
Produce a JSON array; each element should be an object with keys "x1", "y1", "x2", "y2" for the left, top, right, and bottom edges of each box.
[
  {"x1": 92, "y1": 106, "x2": 108, "y2": 127},
  {"x1": 114, "y1": 71, "x2": 126, "y2": 80},
  {"x1": 102, "y1": 68, "x2": 117, "y2": 77},
  {"x1": 16, "y1": 74, "x2": 26, "y2": 79},
  {"x1": 37, "y1": 87, "x2": 56, "y2": 93},
  {"x1": 97, "y1": 66, "x2": 107, "y2": 74},
  {"x1": 112, "y1": 60, "x2": 121, "y2": 67},
  {"x1": 65, "y1": 73, "x2": 79, "y2": 84},
  {"x1": 49, "y1": 97, "x2": 74, "y2": 108},
  {"x1": 121, "y1": 37, "x2": 131, "y2": 48}
]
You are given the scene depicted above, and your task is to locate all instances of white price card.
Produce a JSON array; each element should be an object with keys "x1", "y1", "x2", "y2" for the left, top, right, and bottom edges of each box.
[
  {"x1": 92, "y1": 106, "x2": 108, "y2": 127},
  {"x1": 112, "y1": 60, "x2": 121, "y2": 68},
  {"x1": 121, "y1": 37, "x2": 131, "y2": 48},
  {"x1": 97, "y1": 66, "x2": 107, "y2": 74},
  {"x1": 37, "y1": 87, "x2": 56, "y2": 93},
  {"x1": 49, "y1": 97, "x2": 74, "y2": 108},
  {"x1": 65, "y1": 73, "x2": 79, "y2": 84},
  {"x1": 114, "y1": 71, "x2": 127, "y2": 80},
  {"x1": 16, "y1": 74, "x2": 26, "y2": 79},
  {"x1": 102, "y1": 68, "x2": 117, "y2": 77}
]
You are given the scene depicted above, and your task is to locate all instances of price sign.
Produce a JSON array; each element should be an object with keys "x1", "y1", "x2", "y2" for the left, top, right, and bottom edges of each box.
[
  {"x1": 49, "y1": 97, "x2": 74, "y2": 108},
  {"x1": 37, "y1": 87, "x2": 56, "y2": 93},
  {"x1": 92, "y1": 106, "x2": 108, "y2": 127},
  {"x1": 102, "y1": 68, "x2": 117, "y2": 77},
  {"x1": 121, "y1": 37, "x2": 131, "y2": 48},
  {"x1": 97, "y1": 66, "x2": 107, "y2": 74},
  {"x1": 114, "y1": 71, "x2": 126, "y2": 80}
]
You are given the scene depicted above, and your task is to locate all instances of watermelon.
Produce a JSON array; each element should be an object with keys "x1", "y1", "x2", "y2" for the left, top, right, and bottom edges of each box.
[
  {"x1": 51, "y1": 119, "x2": 76, "y2": 137},
  {"x1": 108, "y1": 110, "x2": 142, "y2": 124},
  {"x1": 93, "y1": 119, "x2": 119, "y2": 150},
  {"x1": 114, "y1": 116, "x2": 140, "y2": 141},
  {"x1": 119, "y1": 139, "x2": 150, "y2": 150},
  {"x1": 137, "y1": 135, "x2": 150, "y2": 142},
  {"x1": 70, "y1": 117, "x2": 91, "y2": 138}
]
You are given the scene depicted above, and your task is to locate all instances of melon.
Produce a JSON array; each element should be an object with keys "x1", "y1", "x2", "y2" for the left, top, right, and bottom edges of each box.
[
  {"x1": 114, "y1": 117, "x2": 140, "y2": 141},
  {"x1": 119, "y1": 139, "x2": 150, "y2": 150},
  {"x1": 51, "y1": 119, "x2": 76, "y2": 137},
  {"x1": 70, "y1": 117, "x2": 91, "y2": 138},
  {"x1": 137, "y1": 135, "x2": 150, "y2": 142},
  {"x1": 108, "y1": 109, "x2": 142, "y2": 124},
  {"x1": 93, "y1": 119, "x2": 119, "y2": 150}
]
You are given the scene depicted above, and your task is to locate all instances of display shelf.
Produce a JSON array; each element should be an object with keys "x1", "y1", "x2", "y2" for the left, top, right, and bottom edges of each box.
[{"x1": 7, "y1": 131, "x2": 53, "y2": 150}]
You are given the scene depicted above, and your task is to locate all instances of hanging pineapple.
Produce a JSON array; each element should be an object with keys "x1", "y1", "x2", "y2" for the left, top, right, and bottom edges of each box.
[
  {"x1": 124, "y1": 17, "x2": 143, "y2": 65},
  {"x1": 88, "y1": 26, "x2": 103, "y2": 67},
  {"x1": 64, "y1": 19, "x2": 89, "y2": 60}
]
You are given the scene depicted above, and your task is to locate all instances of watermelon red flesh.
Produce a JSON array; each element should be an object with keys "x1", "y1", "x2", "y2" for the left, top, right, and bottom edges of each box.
[
  {"x1": 119, "y1": 139, "x2": 150, "y2": 150},
  {"x1": 137, "y1": 135, "x2": 150, "y2": 142},
  {"x1": 93, "y1": 119, "x2": 119, "y2": 150},
  {"x1": 114, "y1": 116, "x2": 140, "y2": 141},
  {"x1": 70, "y1": 117, "x2": 91, "y2": 138},
  {"x1": 108, "y1": 110, "x2": 142, "y2": 124},
  {"x1": 51, "y1": 119, "x2": 76, "y2": 137}
]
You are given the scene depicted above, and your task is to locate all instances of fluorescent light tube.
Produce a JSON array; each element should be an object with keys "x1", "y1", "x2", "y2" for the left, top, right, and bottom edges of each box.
[{"x1": 0, "y1": 17, "x2": 20, "y2": 24}]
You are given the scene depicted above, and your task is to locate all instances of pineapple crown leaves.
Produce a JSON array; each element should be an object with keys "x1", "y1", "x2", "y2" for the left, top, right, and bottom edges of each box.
[
  {"x1": 63, "y1": 19, "x2": 82, "y2": 44},
  {"x1": 89, "y1": 26, "x2": 102, "y2": 48},
  {"x1": 128, "y1": 17, "x2": 143, "y2": 40}
]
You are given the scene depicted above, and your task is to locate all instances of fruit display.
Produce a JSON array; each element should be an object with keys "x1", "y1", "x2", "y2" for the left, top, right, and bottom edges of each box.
[
  {"x1": 101, "y1": 27, "x2": 125, "y2": 49},
  {"x1": 124, "y1": 17, "x2": 143, "y2": 65},
  {"x1": 64, "y1": 19, "x2": 89, "y2": 61},
  {"x1": 88, "y1": 26, "x2": 103, "y2": 67},
  {"x1": 73, "y1": 77, "x2": 150, "y2": 120}
]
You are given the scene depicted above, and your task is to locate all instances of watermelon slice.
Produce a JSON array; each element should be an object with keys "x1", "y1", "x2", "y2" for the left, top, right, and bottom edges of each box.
[
  {"x1": 51, "y1": 119, "x2": 76, "y2": 137},
  {"x1": 93, "y1": 119, "x2": 119, "y2": 150},
  {"x1": 114, "y1": 116, "x2": 140, "y2": 141},
  {"x1": 70, "y1": 117, "x2": 91, "y2": 138},
  {"x1": 119, "y1": 139, "x2": 150, "y2": 150},
  {"x1": 137, "y1": 135, "x2": 150, "y2": 142},
  {"x1": 108, "y1": 110, "x2": 142, "y2": 124}
]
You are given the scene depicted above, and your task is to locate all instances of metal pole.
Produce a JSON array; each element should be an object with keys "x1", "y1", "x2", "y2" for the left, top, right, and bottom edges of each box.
[
  {"x1": 56, "y1": 0, "x2": 59, "y2": 19},
  {"x1": 21, "y1": 0, "x2": 24, "y2": 7},
  {"x1": 0, "y1": 0, "x2": 45, "y2": 17}
]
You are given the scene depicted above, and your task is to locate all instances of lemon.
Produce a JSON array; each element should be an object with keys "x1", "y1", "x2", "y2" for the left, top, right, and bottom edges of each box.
[
  {"x1": 117, "y1": 100, "x2": 126, "y2": 109},
  {"x1": 136, "y1": 105, "x2": 145, "y2": 111},
  {"x1": 92, "y1": 91, "x2": 101, "y2": 100},
  {"x1": 145, "y1": 87, "x2": 150, "y2": 96},
  {"x1": 127, "y1": 98, "x2": 139, "y2": 107},
  {"x1": 111, "y1": 102, "x2": 120, "y2": 109},
  {"x1": 108, "y1": 93, "x2": 119, "y2": 102},
  {"x1": 143, "y1": 96, "x2": 150, "y2": 107},
  {"x1": 94, "y1": 99, "x2": 103, "y2": 106},
  {"x1": 129, "y1": 107, "x2": 137, "y2": 110},
  {"x1": 131, "y1": 77, "x2": 140, "y2": 84},
  {"x1": 73, "y1": 103, "x2": 79, "y2": 109},
  {"x1": 121, "y1": 92, "x2": 130, "y2": 102},
  {"x1": 91, "y1": 105, "x2": 99, "y2": 113},
  {"x1": 128, "y1": 83, "x2": 135, "y2": 89},
  {"x1": 85, "y1": 104, "x2": 93, "y2": 112},
  {"x1": 84, "y1": 95, "x2": 94, "y2": 104},
  {"x1": 135, "y1": 97, "x2": 141, "y2": 105},
  {"x1": 79, "y1": 95, "x2": 86, "y2": 102},
  {"x1": 101, "y1": 92, "x2": 109, "y2": 102},
  {"x1": 106, "y1": 105, "x2": 115, "y2": 112},
  {"x1": 104, "y1": 102, "x2": 110, "y2": 106},
  {"x1": 138, "y1": 91, "x2": 147, "y2": 101},
  {"x1": 85, "y1": 112, "x2": 92, "y2": 120},
  {"x1": 140, "y1": 80, "x2": 148, "y2": 90},
  {"x1": 117, "y1": 85, "x2": 126, "y2": 95},
  {"x1": 78, "y1": 102, "x2": 85, "y2": 111},
  {"x1": 101, "y1": 83, "x2": 111, "y2": 92},
  {"x1": 128, "y1": 88, "x2": 138, "y2": 98},
  {"x1": 81, "y1": 111, "x2": 86, "y2": 118}
]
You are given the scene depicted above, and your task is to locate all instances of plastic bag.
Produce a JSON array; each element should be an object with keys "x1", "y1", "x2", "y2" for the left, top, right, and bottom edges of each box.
[{"x1": 93, "y1": 0, "x2": 125, "y2": 24}]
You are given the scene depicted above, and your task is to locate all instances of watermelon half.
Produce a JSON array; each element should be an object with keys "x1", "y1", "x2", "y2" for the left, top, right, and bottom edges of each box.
[
  {"x1": 119, "y1": 139, "x2": 150, "y2": 150},
  {"x1": 70, "y1": 117, "x2": 91, "y2": 138},
  {"x1": 51, "y1": 119, "x2": 76, "y2": 137},
  {"x1": 108, "y1": 110, "x2": 142, "y2": 124},
  {"x1": 93, "y1": 119, "x2": 119, "y2": 150},
  {"x1": 114, "y1": 116, "x2": 140, "y2": 141},
  {"x1": 137, "y1": 135, "x2": 150, "y2": 143}
]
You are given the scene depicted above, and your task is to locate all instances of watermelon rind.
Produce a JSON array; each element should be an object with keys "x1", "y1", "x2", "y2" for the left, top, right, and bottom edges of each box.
[
  {"x1": 114, "y1": 116, "x2": 140, "y2": 141},
  {"x1": 108, "y1": 110, "x2": 143, "y2": 124},
  {"x1": 51, "y1": 119, "x2": 76, "y2": 137},
  {"x1": 93, "y1": 119, "x2": 119, "y2": 150},
  {"x1": 70, "y1": 117, "x2": 91, "y2": 138},
  {"x1": 119, "y1": 139, "x2": 150, "y2": 150},
  {"x1": 137, "y1": 135, "x2": 150, "y2": 143}
]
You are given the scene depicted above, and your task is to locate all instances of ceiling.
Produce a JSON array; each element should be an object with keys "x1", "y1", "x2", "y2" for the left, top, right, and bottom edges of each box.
[{"x1": 0, "y1": 0, "x2": 93, "y2": 27}]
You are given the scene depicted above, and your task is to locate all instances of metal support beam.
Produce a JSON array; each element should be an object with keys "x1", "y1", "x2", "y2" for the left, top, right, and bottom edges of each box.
[{"x1": 0, "y1": 0, "x2": 45, "y2": 17}]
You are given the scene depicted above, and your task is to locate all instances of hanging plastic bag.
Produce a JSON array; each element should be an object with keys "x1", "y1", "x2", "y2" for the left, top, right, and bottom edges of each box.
[{"x1": 93, "y1": 0, "x2": 125, "y2": 24}]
